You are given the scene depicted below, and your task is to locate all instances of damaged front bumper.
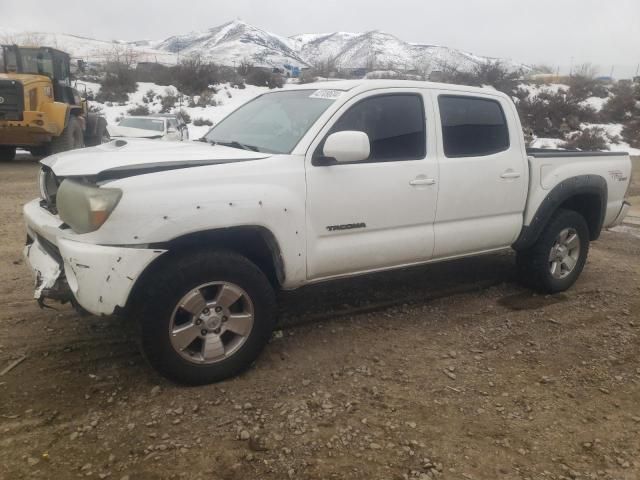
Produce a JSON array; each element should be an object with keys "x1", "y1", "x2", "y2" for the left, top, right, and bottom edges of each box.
[{"x1": 23, "y1": 199, "x2": 166, "y2": 316}]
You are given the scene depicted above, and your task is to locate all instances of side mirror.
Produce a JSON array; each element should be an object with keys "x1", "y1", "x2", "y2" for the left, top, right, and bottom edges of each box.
[{"x1": 323, "y1": 131, "x2": 370, "y2": 163}]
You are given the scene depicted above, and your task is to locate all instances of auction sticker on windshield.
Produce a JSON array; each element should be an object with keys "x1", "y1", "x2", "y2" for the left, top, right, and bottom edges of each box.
[{"x1": 309, "y1": 89, "x2": 343, "y2": 100}]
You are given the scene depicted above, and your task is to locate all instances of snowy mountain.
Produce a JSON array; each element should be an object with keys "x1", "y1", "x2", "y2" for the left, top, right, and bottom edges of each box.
[
  {"x1": 0, "y1": 20, "x2": 527, "y2": 72},
  {"x1": 291, "y1": 30, "x2": 523, "y2": 72},
  {"x1": 155, "y1": 20, "x2": 307, "y2": 68},
  {"x1": 0, "y1": 30, "x2": 176, "y2": 64}
]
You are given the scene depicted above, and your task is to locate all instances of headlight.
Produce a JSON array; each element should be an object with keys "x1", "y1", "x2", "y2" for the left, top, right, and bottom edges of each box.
[
  {"x1": 56, "y1": 179, "x2": 122, "y2": 234},
  {"x1": 38, "y1": 167, "x2": 58, "y2": 203}
]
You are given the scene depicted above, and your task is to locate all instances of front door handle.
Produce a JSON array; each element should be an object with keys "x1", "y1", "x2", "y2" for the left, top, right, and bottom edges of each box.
[
  {"x1": 500, "y1": 170, "x2": 521, "y2": 179},
  {"x1": 409, "y1": 176, "x2": 436, "y2": 186}
]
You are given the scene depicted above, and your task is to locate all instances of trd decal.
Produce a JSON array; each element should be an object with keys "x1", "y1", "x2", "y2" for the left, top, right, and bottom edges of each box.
[
  {"x1": 326, "y1": 222, "x2": 367, "y2": 232},
  {"x1": 608, "y1": 170, "x2": 628, "y2": 182}
]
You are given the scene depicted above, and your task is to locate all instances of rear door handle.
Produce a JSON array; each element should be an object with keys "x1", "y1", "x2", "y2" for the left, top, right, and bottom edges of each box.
[
  {"x1": 500, "y1": 170, "x2": 521, "y2": 179},
  {"x1": 409, "y1": 176, "x2": 436, "y2": 186}
]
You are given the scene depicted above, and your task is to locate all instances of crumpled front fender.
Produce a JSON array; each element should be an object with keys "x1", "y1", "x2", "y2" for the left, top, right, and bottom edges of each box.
[{"x1": 57, "y1": 238, "x2": 166, "y2": 316}]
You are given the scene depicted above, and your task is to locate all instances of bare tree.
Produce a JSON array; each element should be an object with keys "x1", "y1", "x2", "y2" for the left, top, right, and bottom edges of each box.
[
  {"x1": 573, "y1": 63, "x2": 599, "y2": 79},
  {"x1": 237, "y1": 58, "x2": 253, "y2": 76},
  {"x1": 106, "y1": 44, "x2": 139, "y2": 67},
  {"x1": 413, "y1": 57, "x2": 432, "y2": 80},
  {"x1": 0, "y1": 32, "x2": 45, "y2": 47}
]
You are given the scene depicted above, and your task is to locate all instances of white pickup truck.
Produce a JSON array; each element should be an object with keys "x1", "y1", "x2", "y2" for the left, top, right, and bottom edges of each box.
[{"x1": 24, "y1": 80, "x2": 632, "y2": 384}]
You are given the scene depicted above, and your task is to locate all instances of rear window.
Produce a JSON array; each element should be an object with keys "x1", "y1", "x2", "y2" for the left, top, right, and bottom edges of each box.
[
  {"x1": 438, "y1": 96, "x2": 509, "y2": 157},
  {"x1": 119, "y1": 118, "x2": 165, "y2": 132}
]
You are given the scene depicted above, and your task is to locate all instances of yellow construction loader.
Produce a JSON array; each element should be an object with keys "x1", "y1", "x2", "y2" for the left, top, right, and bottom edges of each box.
[{"x1": 0, "y1": 45, "x2": 108, "y2": 161}]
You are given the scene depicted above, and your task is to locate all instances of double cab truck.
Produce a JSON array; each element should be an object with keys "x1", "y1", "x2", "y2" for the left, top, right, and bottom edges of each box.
[{"x1": 23, "y1": 80, "x2": 632, "y2": 384}]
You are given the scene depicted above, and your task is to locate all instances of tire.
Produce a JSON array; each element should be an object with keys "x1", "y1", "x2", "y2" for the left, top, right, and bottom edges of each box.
[
  {"x1": 516, "y1": 208, "x2": 590, "y2": 293},
  {"x1": 29, "y1": 146, "x2": 47, "y2": 158},
  {"x1": 135, "y1": 250, "x2": 277, "y2": 385},
  {"x1": 85, "y1": 117, "x2": 110, "y2": 147},
  {"x1": 0, "y1": 146, "x2": 16, "y2": 162},
  {"x1": 50, "y1": 116, "x2": 84, "y2": 154}
]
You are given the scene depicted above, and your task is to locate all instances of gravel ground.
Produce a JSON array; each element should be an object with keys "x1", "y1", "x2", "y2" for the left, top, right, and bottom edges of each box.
[{"x1": 1, "y1": 155, "x2": 639, "y2": 480}]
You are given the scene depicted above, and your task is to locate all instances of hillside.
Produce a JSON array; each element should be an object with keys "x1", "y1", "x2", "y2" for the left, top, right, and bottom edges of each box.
[
  {"x1": 291, "y1": 30, "x2": 523, "y2": 72},
  {"x1": 0, "y1": 30, "x2": 175, "y2": 64},
  {"x1": 0, "y1": 20, "x2": 526, "y2": 72}
]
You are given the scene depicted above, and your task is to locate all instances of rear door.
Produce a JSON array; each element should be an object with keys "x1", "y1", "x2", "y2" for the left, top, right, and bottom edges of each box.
[
  {"x1": 431, "y1": 92, "x2": 527, "y2": 258},
  {"x1": 305, "y1": 89, "x2": 438, "y2": 280}
]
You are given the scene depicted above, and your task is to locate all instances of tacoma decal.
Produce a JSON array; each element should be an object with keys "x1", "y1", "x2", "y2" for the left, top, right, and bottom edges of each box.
[{"x1": 326, "y1": 222, "x2": 367, "y2": 232}]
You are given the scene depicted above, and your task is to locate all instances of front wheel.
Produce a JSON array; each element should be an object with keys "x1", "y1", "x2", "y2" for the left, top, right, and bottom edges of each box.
[
  {"x1": 135, "y1": 251, "x2": 276, "y2": 385},
  {"x1": 0, "y1": 146, "x2": 16, "y2": 162},
  {"x1": 516, "y1": 208, "x2": 590, "y2": 293}
]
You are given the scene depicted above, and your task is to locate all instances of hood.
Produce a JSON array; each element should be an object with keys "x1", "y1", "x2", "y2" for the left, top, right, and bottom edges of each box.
[
  {"x1": 0, "y1": 73, "x2": 51, "y2": 87},
  {"x1": 107, "y1": 125, "x2": 165, "y2": 139},
  {"x1": 42, "y1": 138, "x2": 270, "y2": 178}
]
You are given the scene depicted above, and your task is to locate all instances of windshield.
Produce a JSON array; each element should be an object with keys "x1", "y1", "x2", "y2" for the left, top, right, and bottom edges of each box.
[
  {"x1": 203, "y1": 89, "x2": 339, "y2": 154},
  {"x1": 17, "y1": 48, "x2": 54, "y2": 77},
  {"x1": 118, "y1": 117, "x2": 165, "y2": 132}
]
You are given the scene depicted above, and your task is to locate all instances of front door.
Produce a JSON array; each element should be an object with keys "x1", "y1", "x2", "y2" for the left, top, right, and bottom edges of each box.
[{"x1": 305, "y1": 90, "x2": 439, "y2": 280}]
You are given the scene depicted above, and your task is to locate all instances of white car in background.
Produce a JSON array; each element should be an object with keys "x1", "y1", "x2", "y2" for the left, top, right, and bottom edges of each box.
[{"x1": 108, "y1": 114, "x2": 189, "y2": 141}]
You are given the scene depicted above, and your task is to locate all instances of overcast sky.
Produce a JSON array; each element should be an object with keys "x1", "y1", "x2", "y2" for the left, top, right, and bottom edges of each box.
[{"x1": 1, "y1": 0, "x2": 639, "y2": 76}]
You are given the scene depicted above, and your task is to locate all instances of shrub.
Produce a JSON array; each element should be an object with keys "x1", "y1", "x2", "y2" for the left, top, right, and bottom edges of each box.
[
  {"x1": 95, "y1": 62, "x2": 137, "y2": 103},
  {"x1": 160, "y1": 55, "x2": 238, "y2": 96},
  {"x1": 438, "y1": 61, "x2": 523, "y2": 96},
  {"x1": 268, "y1": 73, "x2": 285, "y2": 89},
  {"x1": 126, "y1": 104, "x2": 150, "y2": 116},
  {"x1": 237, "y1": 58, "x2": 253, "y2": 77},
  {"x1": 601, "y1": 80, "x2": 639, "y2": 123},
  {"x1": 193, "y1": 117, "x2": 213, "y2": 127},
  {"x1": 562, "y1": 127, "x2": 609, "y2": 151},
  {"x1": 245, "y1": 68, "x2": 271, "y2": 87},
  {"x1": 298, "y1": 69, "x2": 318, "y2": 84},
  {"x1": 144, "y1": 89, "x2": 156, "y2": 103},
  {"x1": 196, "y1": 89, "x2": 218, "y2": 107},
  {"x1": 244, "y1": 69, "x2": 284, "y2": 89},
  {"x1": 622, "y1": 120, "x2": 640, "y2": 149},
  {"x1": 567, "y1": 75, "x2": 609, "y2": 102},
  {"x1": 515, "y1": 89, "x2": 598, "y2": 138},
  {"x1": 159, "y1": 88, "x2": 177, "y2": 113}
]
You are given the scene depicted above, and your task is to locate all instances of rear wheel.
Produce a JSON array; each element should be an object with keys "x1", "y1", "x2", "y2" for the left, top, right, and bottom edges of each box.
[
  {"x1": 135, "y1": 250, "x2": 277, "y2": 385},
  {"x1": 0, "y1": 146, "x2": 16, "y2": 162},
  {"x1": 50, "y1": 116, "x2": 84, "y2": 154},
  {"x1": 516, "y1": 209, "x2": 590, "y2": 293}
]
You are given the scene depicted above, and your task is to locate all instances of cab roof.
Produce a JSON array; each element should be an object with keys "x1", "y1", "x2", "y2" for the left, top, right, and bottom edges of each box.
[{"x1": 285, "y1": 79, "x2": 509, "y2": 99}]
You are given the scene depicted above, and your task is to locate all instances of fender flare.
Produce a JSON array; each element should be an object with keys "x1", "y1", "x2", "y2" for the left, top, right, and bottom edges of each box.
[{"x1": 512, "y1": 174, "x2": 607, "y2": 251}]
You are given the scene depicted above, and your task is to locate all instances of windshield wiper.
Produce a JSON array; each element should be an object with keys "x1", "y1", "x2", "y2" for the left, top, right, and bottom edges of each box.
[{"x1": 216, "y1": 140, "x2": 260, "y2": 152}]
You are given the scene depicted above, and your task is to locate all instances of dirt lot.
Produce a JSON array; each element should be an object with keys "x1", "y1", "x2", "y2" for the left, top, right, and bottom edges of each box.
[{"x1": 1, "y1": 155, "x2": 639, "y2": 480}]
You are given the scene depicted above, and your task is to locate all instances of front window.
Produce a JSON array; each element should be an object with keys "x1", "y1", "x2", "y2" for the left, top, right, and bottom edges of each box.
[
  {"x1": 118, "y1": 117, "x2": 165, "y2": 132},
  {"x1": 16, "y1": 48, "x2": 54, "y2": 78},
  {"x1": 326, "y1": 94, "x2": 426, "y2": 162},
  {"x1": 204, "y1": 90, "x2": 339, "y2": 154}
]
